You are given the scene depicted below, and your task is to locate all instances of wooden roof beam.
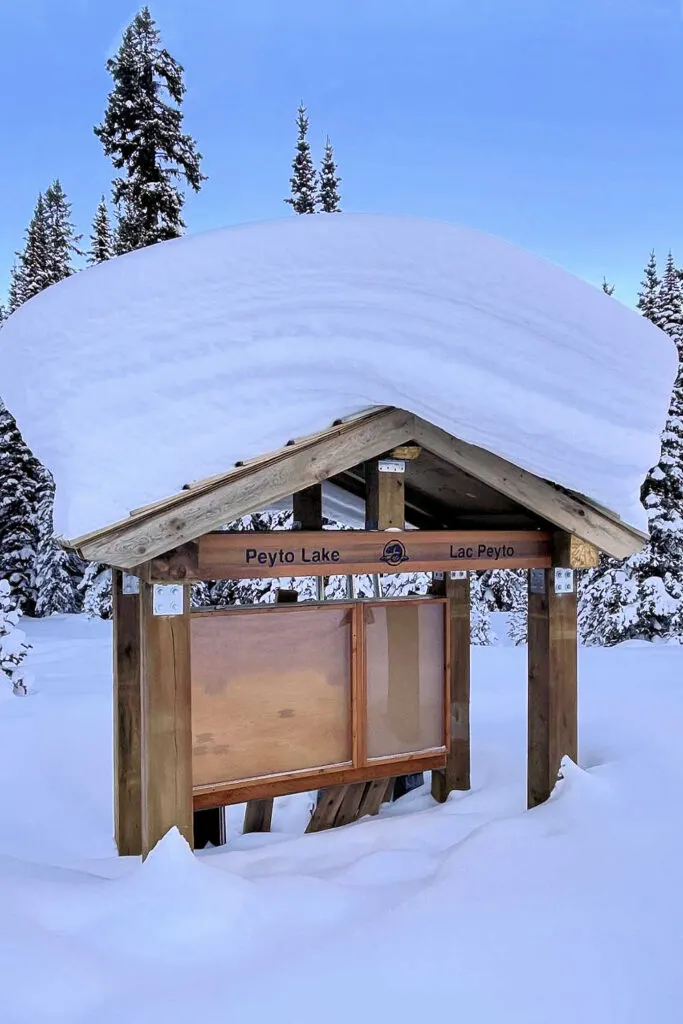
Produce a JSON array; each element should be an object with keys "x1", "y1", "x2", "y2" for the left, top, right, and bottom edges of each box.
[
  {"x1": 412, "y1": 416, "x2": 646, "y2": 559},
  {"x1": 73, "y1": 408, "x2": 414, "y2": 568}
]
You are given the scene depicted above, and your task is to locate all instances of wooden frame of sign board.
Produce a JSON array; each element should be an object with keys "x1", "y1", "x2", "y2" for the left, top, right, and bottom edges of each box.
[
  {"x1": 189, "y1": 597, "x2": 450, "y2": 810},
  {"x1": 97, "y1": 406, "x2": 649, "y2": 858}
]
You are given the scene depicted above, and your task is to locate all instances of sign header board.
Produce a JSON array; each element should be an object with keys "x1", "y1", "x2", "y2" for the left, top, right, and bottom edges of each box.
[{"x1": 150, "y1": 530, "x2": 553, "y2": 582}]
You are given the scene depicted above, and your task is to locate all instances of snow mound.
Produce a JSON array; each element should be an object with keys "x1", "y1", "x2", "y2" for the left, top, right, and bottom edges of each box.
[{"x1": 0, "y1": 214, "x2": 675, "y2": 538}]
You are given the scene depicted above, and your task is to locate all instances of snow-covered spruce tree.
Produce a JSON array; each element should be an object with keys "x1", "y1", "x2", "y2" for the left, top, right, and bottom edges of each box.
[
  {"x1": 317, "y1": 137, "x2": 341, "y2": 212},
  {"x1": 79, "y1": 563, "x2": 113, "y2": 619},
  {"x1": 88, "y1": 196, "x2": 114, "y2": 265},
  {"x1": 285, "y1": 104, "x2": 317, "y2": 215},
  {"x1": 0, "y1": 402, "x2": 40, "y2": 612},
  {"x1": 33, "y1": 467, "x2": 81, "y2": 616},
  {"x1": 636, "y1": 250, "x2": 660, "y2": 326},
  {"x1": 43, "y1": 180, "x2": 81, "y2": 284},
  {"x1": 9, "y1": 194, "x2": 51, "y2": 310},
  {"x1": 94, "y1": 5, "x2": 205, "y2": 253},
  {"x1": 0, "y1": 580, "x2": 31, "y2": 694}
]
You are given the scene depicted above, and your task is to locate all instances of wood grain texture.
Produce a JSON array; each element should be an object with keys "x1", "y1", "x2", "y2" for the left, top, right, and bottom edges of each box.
[
  {"x1": 431, "y1": 574, "x2": 471, "y2": 802},
  {"x1": 292, "y1": 483, "x2": 323, "y2": 530},
  {"x1": 553, "y1": 532, "x2": 600, "y2": 569},
  {"x1": 74, "y1": 408, "x2": 413, "y2": 567},
  {"x1": 190, "y1": 605, "x2": 353, "y2": 786},
  {"x1": 365, "y1": 458, "x2": 406, "y2": 530},
  {"x1": 527, "y1": 558, "x2": 578, "y2": 809},
  {"x1": 113, "y1": 570, "x2": 142, "y2": 856},
  {"x1": 305, "y1": 785, "x2": 348, "y2": 833},
  {"x1": 140, "y1": 582, "x2": 193, "y2": 857},
  {"x1": 150, "y1": 529, "x2": 552, "y2": 582},
  {"x1": 412, "y1": 417, "x2": 647, "y2": 559},
  {"x1": 193, "y1": 751, "x2": 446, "y2": 810},
  {"x1": 243, "y1": 799, "x2": 274, "y2": 834}
]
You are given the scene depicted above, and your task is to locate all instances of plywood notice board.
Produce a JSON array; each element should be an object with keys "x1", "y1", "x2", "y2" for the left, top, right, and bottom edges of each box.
[
  {"x1": 190, "y1": 598, "x2": 448, "y2": 793},
  {"x1": 191, "y1": 605, "x2": 352, "y2": 787}
]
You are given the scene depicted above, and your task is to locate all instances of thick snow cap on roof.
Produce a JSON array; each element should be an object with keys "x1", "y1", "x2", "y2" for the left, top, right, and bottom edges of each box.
[{"x1": 0, "y1": 214, "x2": 676, "y2": 538}]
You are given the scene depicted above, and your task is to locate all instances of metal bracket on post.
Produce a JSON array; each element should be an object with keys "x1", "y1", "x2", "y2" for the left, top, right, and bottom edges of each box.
[
  {"x1": 554, "y1": 568, "x2": 575, "y2": 595},
  {"x1": 378, "y1": 458, "x2": 405, "y2": 474},
  {"x1": 152, "y1": 584, "x2": 184, "y2": 616},
  {"x1": 122, "y1": 572, "x2": 140, "y2": 595}
]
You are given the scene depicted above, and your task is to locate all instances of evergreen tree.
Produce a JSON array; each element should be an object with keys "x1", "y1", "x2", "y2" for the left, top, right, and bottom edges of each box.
[
  {"x1": 284, "y1": 104, "x2": 317, "y2": 214},
  {"x1": 33, "y1": 467, "x2": 81, "y2": 616},
  {"x1": 0, "y1": 402, "x2": 40, "y2": 612},
  {"x1": 88, "y1": 196, "x2": 114, "y2": 265},
  {"x1": 582, "y1": 251, "x2": 683, "y2": 645},
  {"x1": 601, "y1": 278, "x2": 615, "y2": 296},
  {"x1": 656, "y1": 252, "x2": 683, "y2": 353},
  {"x1": 0, "y1": 580, "x2": 31, "y2": 694},
  {"x1": 637, "y1": 250, "x2": 660, "y2": 325},
  {"x1": 10, "y1": 194, "x2": 50, "y2": 309},
  {"x1": 43, "y1": 180, "x2": 81, "y2": 283},
  {"x1": 94, "y1": 6, "x2": 205, "y2": 253},
  {"x1": 79, "y1": 563, "x2": 113, "y2": 619},
  {"x1": 317, "y1": 137, "x2": 341, "y2": 212}
]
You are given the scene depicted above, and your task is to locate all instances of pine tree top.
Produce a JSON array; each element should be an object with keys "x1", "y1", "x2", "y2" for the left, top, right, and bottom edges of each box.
[
  {"x1": 285, "y1": 103, "x2": 317, "y2": 215},
  {"x1": 317, "y1": 136, "x2": 342, "y2": 213},
  {"x1": 637, "y1": 249, "x2": 660, "y2": 325},
  {"x1": 94, "y1": 5, "x2": 206, "y2": 252},
  {"x1": 88, "y1": 196, "x2": 114, "y2": 265}
]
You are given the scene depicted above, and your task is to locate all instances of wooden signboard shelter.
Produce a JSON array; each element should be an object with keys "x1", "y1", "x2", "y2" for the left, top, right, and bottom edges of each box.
[{"x1": 67, "y1": 407, "x2": 646, "y2": 858}]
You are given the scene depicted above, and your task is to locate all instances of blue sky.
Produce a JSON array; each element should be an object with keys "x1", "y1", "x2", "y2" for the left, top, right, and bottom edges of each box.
[{"x1": 1, "y1": 0, "x2": 682, "y2": 305}]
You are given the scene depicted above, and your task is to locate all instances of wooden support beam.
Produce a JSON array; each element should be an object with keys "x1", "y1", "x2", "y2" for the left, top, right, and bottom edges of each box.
[
  {"x1": 357, "y1": 778, "x2": 394, "y2": 818},
  {"x1": 552, "y1": 532, "x2": 600, "y2": 568},
  {"x1": 332, "y1": 781, "x2": 367, "y2": 827},
  {"x1": 527, "y1": 537, "x2": 578, "y2": 809},
  {"x1": 306, "y1": 785, "x2": 348, "y2": 833},
  {"x1": 412, "y1": 417, "x2": 647, "y2": 559},
  {"x1": 365, "y1": 458, "x2": 406, "y2": 530},
  {"x1": 431, "y1": 574, "x2": 471, "y2": 802},
  {"x1": 243, "y1": 799, "x2": 274, "y2": 834},
  {"x1": 113, "y1": 570, "x2": 142, "y2": 856},
  {"x1": 74, "y1": 408, "x2": 413, "y2": 567},
  {"x1": 293, "y1": 483, "x2": 323, "y2": 530},
  {"x1": 140, "y1": 582, "x2": 193, "y2": 857},
  {"x1": 193, "y1": 807, "x2": 226, "y2": 849}
]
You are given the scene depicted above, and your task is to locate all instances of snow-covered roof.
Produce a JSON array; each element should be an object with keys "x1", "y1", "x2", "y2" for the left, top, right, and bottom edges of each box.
[{"x1": 0, "y1": 214, "x2": 675, "y2": 540}]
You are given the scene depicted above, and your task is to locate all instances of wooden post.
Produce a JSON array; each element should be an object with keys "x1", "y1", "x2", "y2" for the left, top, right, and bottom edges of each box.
[
  {"x1": 527, "y1": 537, "x2": 578, "y2": 809},
  {"x1": 367, "y1": 455, "x2": 415, "y2": 804},
  {"x1": 365, "y1": 459, "x2": 405, "y2": 530},
  {"x1": 432, "y1": 573, "x2": 471, "y2": 802},
  {"x1": 139, "y1": 581, "x2": 194, "y2": 857},
  {"x1": 293, "y1": 483, "x2": 323, "y2": 530},
  {"x1": 243, "y1": 799, "x2": 273, "y2": 834},
  {"x1": 113, "y1": 570, "x2": 142, "y2": 856}
]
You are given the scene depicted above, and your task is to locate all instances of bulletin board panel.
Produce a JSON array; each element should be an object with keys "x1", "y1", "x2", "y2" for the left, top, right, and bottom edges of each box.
[
  {"x1": 190, "y1": 597, "x2": 449, "y2": 807},
  {"x1": 191, "y1": 604, "x2": 353, "y2": 787}
]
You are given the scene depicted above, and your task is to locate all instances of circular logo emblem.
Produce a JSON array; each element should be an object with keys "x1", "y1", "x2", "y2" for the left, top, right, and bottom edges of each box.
[{"x1": 380, "y1": 539, "x2": 409, "y2": 567}]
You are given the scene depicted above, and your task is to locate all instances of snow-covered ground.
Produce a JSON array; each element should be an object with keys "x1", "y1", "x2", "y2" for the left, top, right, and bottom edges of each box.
[{"x1": 1, "y1": 615, "x2": 682, "y2": 1023}]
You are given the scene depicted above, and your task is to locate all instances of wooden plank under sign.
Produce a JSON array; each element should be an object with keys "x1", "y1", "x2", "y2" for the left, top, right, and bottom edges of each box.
[{"x1": 150, "y1": 529, "x2": 553, "y2": 581}]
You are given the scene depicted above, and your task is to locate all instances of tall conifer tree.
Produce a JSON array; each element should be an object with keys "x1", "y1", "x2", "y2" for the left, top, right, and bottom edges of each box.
[
  {"x1": 94, "y1": 6, "x2": 205, "y2": 253},
  {"x1": 637, "y1": 250, "x2": 660, "y2": 325},
  {"x1": 88, "y1": 196, "x2": 114, "y2": 265},
  {"x1": 285, "y1": 104, "x2": 317, "y2": 214},
  {"x1": 44, "y1": 180, "x2": 80, "y2": 283},
  {"x1": 317, "y1": 137, "x2": 341, "y2": 212}
]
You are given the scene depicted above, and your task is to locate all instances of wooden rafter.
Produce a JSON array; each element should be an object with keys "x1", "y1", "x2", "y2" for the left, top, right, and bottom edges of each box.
[{"x1": 67, "y1": 407, "x2": 647, "y2": 567}]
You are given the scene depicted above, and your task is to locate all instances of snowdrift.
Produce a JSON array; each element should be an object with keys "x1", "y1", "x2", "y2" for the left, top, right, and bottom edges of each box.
[{"x1": 0, "y1": 214, "x2": 675, "y2": 538}]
